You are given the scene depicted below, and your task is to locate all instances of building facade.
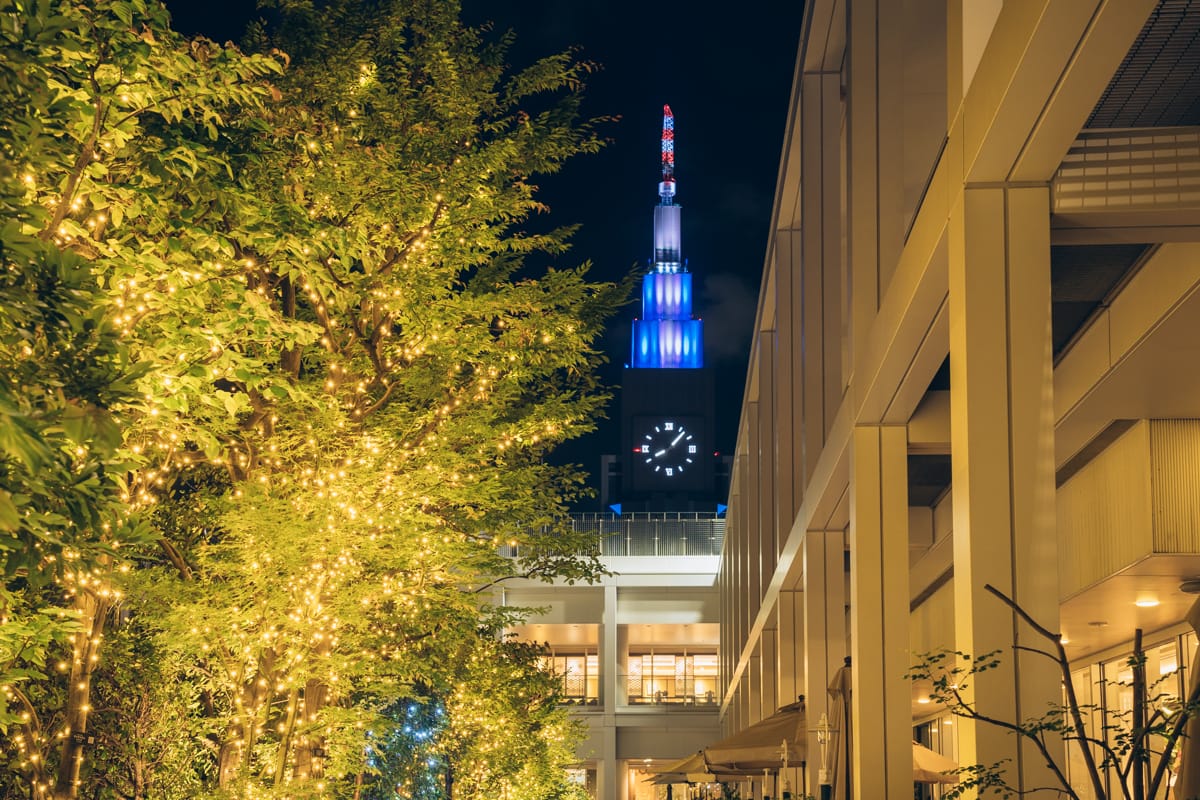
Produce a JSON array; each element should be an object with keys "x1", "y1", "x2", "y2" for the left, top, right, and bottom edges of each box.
[
  {"x1": 721, "y1": 1, "x2": 1200, "y2": 797},
  {"x1": 503, "y1": 516, "x2": 723, "y2": 800}
]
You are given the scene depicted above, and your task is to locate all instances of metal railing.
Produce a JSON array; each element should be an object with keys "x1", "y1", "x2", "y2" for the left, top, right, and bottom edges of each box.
[
  {"x1": 500, "y1": 513, "x2": 725, "y2": 558},
  {"x1": 576, "y1": 513, "x2": 724, "y2": 557}
]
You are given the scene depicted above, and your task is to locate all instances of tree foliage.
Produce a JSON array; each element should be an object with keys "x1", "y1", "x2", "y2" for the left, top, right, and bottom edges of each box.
[
  {"x1": 908, "y1": 585, "x2": 1200, "y2": 799},
  {"x1": 0, "y1": 0, "x2": 623, "y2": 797}
]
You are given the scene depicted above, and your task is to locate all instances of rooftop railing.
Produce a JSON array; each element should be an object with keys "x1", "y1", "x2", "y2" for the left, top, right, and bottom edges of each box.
[
  {"x1": 574, "y1": 512, "x2": 724, "y2": 557},
  {"x1": 500, "y1": 513, "x2": 725, "y2": 558}
]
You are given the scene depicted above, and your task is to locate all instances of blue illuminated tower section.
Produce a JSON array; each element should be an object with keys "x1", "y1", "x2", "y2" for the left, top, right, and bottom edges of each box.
[
  {"x1": 611, "y1": 105, "x2": 722, "y2": 511},
  {"x1": 630, "y1": 105, "x2": 704, "y2": 369}
]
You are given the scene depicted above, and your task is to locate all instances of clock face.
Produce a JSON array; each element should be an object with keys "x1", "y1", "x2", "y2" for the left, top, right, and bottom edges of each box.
[{"x1": 635, "y1": 419, "x2": 701, "y2": 479}]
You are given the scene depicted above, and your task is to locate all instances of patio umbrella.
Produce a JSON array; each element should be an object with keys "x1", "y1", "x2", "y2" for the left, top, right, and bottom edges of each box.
[
  {"x1": 704, "y1": 699, "x2": 806, "y2": 770},
  {"x1": 827, "y1": 659, "x2": 852, "y2": 800},
  {"x1": 912, "y1": 740, "x2": 960, "y2": 784},
  {"x1": 644, "y1": 752, "x2": 718, "y2": 784}
]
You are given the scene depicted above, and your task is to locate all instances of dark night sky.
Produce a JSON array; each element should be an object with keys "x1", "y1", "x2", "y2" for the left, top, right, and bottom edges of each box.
[{"x1": 164, "y1": 1, "x2": 805, "y2": 508}]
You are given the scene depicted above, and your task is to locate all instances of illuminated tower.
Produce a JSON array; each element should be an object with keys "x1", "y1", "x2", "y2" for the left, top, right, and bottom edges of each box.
[
  {"x1": 613, "y1": 106, "x2": 718, "y2": 510},
  {"x1": 630, "y1": 105, "x2": 704, "y2": 369}
]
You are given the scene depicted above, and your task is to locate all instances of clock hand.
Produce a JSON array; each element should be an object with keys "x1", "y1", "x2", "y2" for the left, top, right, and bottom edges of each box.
[
  {"x1": 654, "y1": 449, "x2": 667, "y2": 457},
  {"x1": 670, "y1": 431, "x2": 685, "y2": 447}
]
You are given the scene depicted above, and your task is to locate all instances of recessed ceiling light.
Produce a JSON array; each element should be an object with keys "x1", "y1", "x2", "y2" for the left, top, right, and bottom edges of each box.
[
  {"x1": 1135, "y1": 596, "x2": 1160, "y2": 608},
  {"x1": 917, "y1": 697, "x2": 931, "y2": 704},
  {"x1": 1059, "y1": 635, "x2": 1070, "y2": 644}
]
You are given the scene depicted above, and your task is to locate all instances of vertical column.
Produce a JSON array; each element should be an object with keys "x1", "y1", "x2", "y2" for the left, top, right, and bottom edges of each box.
[
  {"x1": 602, "y1": 584, "x2": 618, "y2": 712},
  {"x1": 800, "y1": 71, "x2": 844, "y2": 485},
  {"x1": 847, "y1": 0, "x2": 879, "y2": 374},
  {"x1": 949, "y1": 185, "x2": 1058, "y2": 791},
  {"x1": 803, "y1": 530, "x2": 848, "y2": 785},
  {"x1": 819, "y1": 70, "x2": 844, "y2": 432},
  {"x1": 800, "y1": 67, "x2": 845, "y2": 483},
  {"x1": 775, "y1": 229, "x2": 805, "y2": 532},
  {"x1": 601, "y1": 583, "x2": 620, "y2": 800},
  {"x1": 778, "y1": 590, "x2": 804, "y2": 800},
  {"x1": 748, "y1": 644, "x2": 762, "y2": 724},
  {"x1": 758, "y1": 334, "x2": 778, "y2": 572},
  {"x1": 598, "y1": 725, "x2": 617, "y2": 800},
  {"x1": 849, "y1": 425, "x2": 910, "y2": 798},
  {"x1": 778, "y1": 590, "x2": 803, "y2": 709},
  {"x1": 747, "y1": 400, "x2": 763, "y2": 607},
  {"x1": 761, "y1": 628, "x2": 778, "y2": 715},
  {"x1": 616, "y1": 625, "x2": 630, "y2": 708}
]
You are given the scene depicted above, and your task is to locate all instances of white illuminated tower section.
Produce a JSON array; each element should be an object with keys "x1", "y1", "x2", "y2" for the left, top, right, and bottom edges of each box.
[{"x1": 630, "y1": 105, "x2": 704, "y2": 369}]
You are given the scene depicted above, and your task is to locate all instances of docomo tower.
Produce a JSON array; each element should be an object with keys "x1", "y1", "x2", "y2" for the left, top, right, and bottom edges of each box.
[{"x1": 630, "y1": 105, "x2": 704, "y2": 369}]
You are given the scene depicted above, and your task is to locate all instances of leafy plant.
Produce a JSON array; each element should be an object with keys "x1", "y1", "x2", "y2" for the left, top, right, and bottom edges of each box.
[{"x1": 909, "y1": 584, "x2": 1200, "y2": 799}]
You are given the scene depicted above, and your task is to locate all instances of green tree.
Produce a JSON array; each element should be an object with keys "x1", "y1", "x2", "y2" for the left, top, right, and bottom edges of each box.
[
  {"x1": 133, "y1": 0, "x2": 620, "y2": 793},
  {"x1": 3, "y1": 0, "x2": 622, "y2": 795},
  {"x1": 0, "y1": 0, "x2": 282, "y2": 796}
]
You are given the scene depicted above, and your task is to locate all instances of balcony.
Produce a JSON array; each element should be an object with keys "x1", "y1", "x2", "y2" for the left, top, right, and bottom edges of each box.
[{"x1": 573, "y1": 512, "x2": 724, "y2": 557}]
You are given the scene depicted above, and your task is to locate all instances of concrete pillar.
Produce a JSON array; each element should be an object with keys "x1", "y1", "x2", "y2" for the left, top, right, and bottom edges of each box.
[
  {"x1": 847, "y1": 0, "x2": 878, "y2": 375},
  {"x1": 949, "y1": 185, "x2": 1058, "y2": 791},
  {"x1": 803, "y1": 530, "x2": 847, "y2": 787},
  {"x1": 598, "y1": 724, "x2": 617, "y2": 800},
  {"x1": 849, "y1": 425, "x2": 910, "y2": 798},
  {"x1": 602, "y1": 584, "x2": 618, "y2": 713},
  {"x1": 616, "y1": 624, "x2": 630, "y2": 708},
  {"x1": 747, "y1": 400, "x2": 763, "y2": 607},
  {"x1": 778, "y1": 589, "x2": 803, "y2": 709},
  {"x1": 800, "y1": 71, "x2": 844, "y2": 485},
  {"x1": 761, "y1": 628, "x2": 778, "y2": 715},
  {"x1": 774, "y1": 230, "x2": 803, "y2": 534}
]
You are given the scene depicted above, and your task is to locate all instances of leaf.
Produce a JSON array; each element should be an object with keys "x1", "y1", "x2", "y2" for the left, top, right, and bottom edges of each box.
[{"x1": 0, "y1": 492, "x2": 20, "y2": 532}]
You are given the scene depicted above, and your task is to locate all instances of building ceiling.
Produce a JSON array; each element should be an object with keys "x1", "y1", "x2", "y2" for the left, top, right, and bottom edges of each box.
[
  {"x1": 1087, "y1": 0, "x2": 1200, "y2": 128},
  {"x1": 907, "y1": 455, "x2": 951, "y2": 507}
]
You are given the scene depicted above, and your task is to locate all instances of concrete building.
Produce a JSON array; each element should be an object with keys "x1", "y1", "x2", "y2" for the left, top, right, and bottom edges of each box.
[
  {"x1": 503, "y1": 516, "x2": 723, "y2": 800},
  {"x1": 721, "y1": 1, "x2": 1200, "y2": 797}
]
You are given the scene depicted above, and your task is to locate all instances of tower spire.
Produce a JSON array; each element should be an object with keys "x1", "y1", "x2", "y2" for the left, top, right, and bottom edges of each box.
[
  {"x1": 633, "y1": 103, "x2": 703, "y2": 369},
  {"x1": 659, "y1": 104, "x2": 676, "y2": 201}
]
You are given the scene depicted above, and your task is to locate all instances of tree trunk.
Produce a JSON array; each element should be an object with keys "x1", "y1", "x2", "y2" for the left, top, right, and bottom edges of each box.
[
  {"x1": 293, "y1": 677, "x2": 330, "y2": 779},
  {"x1": 273, "y1": 688, "x2": 301, "y2": 787},
  {"x1": 217, "y1": 648, "x2": 277, "y2": 787},
  {"x1": 1132, "y1": 628, "x2": 1146, "y2": 800},
  {"x1": 52, "y1": 591, "x2": 111, "y2": 800}
]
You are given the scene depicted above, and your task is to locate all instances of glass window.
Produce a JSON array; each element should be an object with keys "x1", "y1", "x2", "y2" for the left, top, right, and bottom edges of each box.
[
  {"x1": 1102, "y1": 638, "x2": 1183, "y2": 798},
  {"x1": 626, "y1": 651, "x2": 718, "y2": 704},
  {"x1": 539, "y1": 652, "x2": 600, "y2": 705}
]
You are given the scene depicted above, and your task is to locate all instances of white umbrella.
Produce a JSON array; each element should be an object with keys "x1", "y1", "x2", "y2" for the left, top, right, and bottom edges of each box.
[
  {"x1": 912, "y1": 740, "x2": 959, "y2": 784},
  {"x1": 644, "y1": 752, "x2": 718, "y2": 784},
  {"x1": 704, "y1": 700, "x2": 806, "y2": 770}
]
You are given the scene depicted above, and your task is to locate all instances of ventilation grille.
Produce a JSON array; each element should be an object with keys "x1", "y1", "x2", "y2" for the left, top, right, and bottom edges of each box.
[{"x1": 1087, "y1": 0, "x2": 1200, "y2": 128}]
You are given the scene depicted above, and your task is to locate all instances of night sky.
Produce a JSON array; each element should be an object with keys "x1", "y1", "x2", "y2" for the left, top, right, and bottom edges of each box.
[{"x1": 164, "y1": 0, "x2": 805, "y2": 508}]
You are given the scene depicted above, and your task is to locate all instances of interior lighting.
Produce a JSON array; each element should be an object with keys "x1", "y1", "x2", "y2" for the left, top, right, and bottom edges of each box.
[{"x1": 1135, "y1": 595, "x2": 1160, "y2": 608}]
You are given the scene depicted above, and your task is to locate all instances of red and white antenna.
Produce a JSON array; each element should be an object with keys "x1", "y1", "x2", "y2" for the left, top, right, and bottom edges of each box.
[{"x1": 659, "y1": 104, "x2": 676, "y2": 201}]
